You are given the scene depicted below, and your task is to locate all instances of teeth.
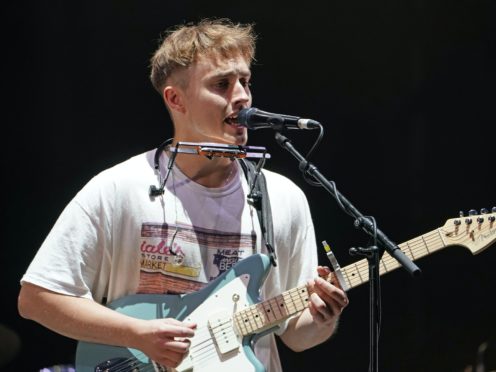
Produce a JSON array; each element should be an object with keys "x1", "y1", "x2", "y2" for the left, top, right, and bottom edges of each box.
[{"x1": 225, "y1": 115, "x2": 238, "y2": 124}]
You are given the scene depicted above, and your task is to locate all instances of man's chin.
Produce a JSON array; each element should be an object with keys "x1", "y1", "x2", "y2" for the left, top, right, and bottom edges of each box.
[
  {"x1": 220, "y1": 130, "x2": 247, "y2": 146},
  {"x1": 231, "y1": 133, "x2": 248, "y2": 146},
  {"x1": 222, "y1": 123, "x2": 248, "y2": 145}
]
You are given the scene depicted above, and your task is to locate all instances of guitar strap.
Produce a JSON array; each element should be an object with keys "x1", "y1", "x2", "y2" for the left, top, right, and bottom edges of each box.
[{"x1": 239, "y1": 159, "x2": 277, "y2": 267}]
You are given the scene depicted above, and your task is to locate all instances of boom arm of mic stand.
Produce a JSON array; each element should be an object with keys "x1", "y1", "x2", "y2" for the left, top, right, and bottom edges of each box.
[{"x1": 274, "y1": 132, "x2": 421, "y2": 277}]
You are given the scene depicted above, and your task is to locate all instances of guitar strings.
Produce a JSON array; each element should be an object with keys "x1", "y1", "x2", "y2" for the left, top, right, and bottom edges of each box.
[
  {"x1": 341, "y1": 230, "x2": 446, "y2": 288},
  {"x1": 345, "y1": 231, "x2": 441, "y2": 286},
  {"x1": 94, "y1": 319, "x2": 236, "y2": 372}
]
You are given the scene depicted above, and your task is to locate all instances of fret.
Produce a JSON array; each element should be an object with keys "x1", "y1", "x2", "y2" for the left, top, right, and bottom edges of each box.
[
  {"x1": 281, "y1": 292, "x2": 297, "y2": 314},
  {"x1": 342, "y1": 266, "x2": 353, "y2": 289},
  {"x1": 410, "y1": 236, "x2": 424, "y2": 257},
  {"x1": 436, "y1": 228, "x2": 446, "y2": 250},
  {"x1": 254, "y1": 303, "x2": 269, "y2": 329},
  {"x1": 421, "y1": 235, "x2": 430, "y2": 255},
  {"x1": 286, "y1": 287, "x2": 303, "y2": 310},
  {"x1": 342, "y1": 266, "x2": 356, "y2": 289},
  {"x1": 266, "y1": 295, "x2": 285, "y2": 323},
  {"x1": 380, "y1": 254, "x2": 399, "y2": 275},
  {"x1": 268, "y1": 297, "x2": 284, "y2": 320},
  {"x1": 356, "y1": 262, "x2": 367, "y2": 285},
  {"x1": 261, "y1": 300, "x2": 277, "y2": 323},
  {"x1": 275, "y1": 294, "x2": 290, "y2": 318},
  {"x1": 245, "y1": 310, "x2": 259, "y2": 331},
  {"x1": 404, "y1": 240, "x2": 415, "y2": 259},
  {"x1": 291, "y1": 286, "x2": 309, "y2": 311},
  {"x1": 248, "y1": 306, "x2": 264, "y2": 329},
  {"x1": 380, "y1": 257, "x2": 389, "y2": 273},
  {"x1": 239, "y1": 309, "x2": 255, "y2": 334},
  {"x1": 432, "y1": 229, "x2": 446, "y2": 252},
  {"x1": 344, "y1": 262, "x2": 364, "y2": 288},
  {"x1": 234, "y1": 312, "x2": 249, "y2": 336},
  {"x1": 239, "y1": 314, "x2": 250, "y2": 335}
]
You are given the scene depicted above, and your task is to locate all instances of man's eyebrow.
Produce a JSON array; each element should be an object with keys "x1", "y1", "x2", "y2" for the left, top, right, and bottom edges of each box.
[{"x1": 207, "y1": 69, "x2": 251, "y2": 80}]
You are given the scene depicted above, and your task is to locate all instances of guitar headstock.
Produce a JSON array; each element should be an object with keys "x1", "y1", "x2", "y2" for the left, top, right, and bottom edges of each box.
[{"x1": 440, "y1": 208, "x2": 496, "y2": 254}]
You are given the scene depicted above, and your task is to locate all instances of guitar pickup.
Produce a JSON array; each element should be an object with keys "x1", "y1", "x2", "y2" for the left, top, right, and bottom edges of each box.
[{"x1": 208, "y1": 312, "x2": 240, "y2": 355}]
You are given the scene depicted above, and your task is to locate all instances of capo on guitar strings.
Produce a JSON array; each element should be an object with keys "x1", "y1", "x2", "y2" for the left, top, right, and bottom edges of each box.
[{"x1": 322, "y1": 241, "x2": 350, "y2": 292}]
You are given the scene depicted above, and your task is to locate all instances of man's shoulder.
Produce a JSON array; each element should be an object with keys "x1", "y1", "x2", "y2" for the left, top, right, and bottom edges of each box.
[
  {"x1": 262, "y1": 168, "x2": 301, "y2": 188},
  {"x1": 89, "y1": 149, "x2": 155, "y2": 182},
  {"x1": 104, "y1": 149, "x2": 155, "y2": 175},
  {"x1": 261, "y1": 168, "x2": 307, "y2": 200}
]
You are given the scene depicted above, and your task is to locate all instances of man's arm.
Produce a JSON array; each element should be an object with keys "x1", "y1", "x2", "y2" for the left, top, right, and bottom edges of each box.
[
  {"x1": 18, "y1": 282, "x2": 196, "y2": 368},
  {"x1": 280, "y1": 266, "x2": 349, "y2": 352}
]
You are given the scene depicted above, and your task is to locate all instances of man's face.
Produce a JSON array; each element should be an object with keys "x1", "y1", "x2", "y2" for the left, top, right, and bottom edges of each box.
[{"x1": 174, "y1": 53, "x2": 252, "y2": 145}]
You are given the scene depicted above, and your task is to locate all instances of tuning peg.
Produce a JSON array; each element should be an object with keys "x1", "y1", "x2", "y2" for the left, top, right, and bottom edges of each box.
[
  {"x1": 468, "y1": 209, "x2": 478, "y2": 216},
  {"x1": 459, "y1": 210, "x2": 465, "y2": 217},
  {"x1": 492, "y1": 207, "x2": 496, "y2": 213},
  {"x1": 481, "y1": 208, "x2": 489, "y2": 214}
]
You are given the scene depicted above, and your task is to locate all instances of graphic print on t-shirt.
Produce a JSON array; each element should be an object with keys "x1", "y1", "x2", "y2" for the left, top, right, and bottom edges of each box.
[{"x1": 138, "y1": 222, "x2": 255, "y2": 295}]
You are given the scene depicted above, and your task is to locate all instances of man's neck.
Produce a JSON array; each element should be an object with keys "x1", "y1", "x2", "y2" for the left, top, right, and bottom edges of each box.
[{"x1": 172, "y1": 153, "x2": 237, "y2": 188}]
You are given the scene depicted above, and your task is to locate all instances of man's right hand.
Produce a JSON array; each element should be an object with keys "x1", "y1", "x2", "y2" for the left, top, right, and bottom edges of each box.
[
  {"x1": 18, "y1": 283, "x2": 197, "y2": 369},
  {"x1": 133, "y1": 318, "x2": 196, "y2": 368}
]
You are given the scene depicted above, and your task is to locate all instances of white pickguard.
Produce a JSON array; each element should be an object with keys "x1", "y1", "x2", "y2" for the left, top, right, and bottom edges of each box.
[{"x1": 173, "y1": 274, "x2": 258, "y2": 372}]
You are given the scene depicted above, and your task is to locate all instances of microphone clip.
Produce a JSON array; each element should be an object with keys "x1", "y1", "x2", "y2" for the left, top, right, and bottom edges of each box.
[{"x1": 149, "y1": 185, "x2": 164, "y2": 197}]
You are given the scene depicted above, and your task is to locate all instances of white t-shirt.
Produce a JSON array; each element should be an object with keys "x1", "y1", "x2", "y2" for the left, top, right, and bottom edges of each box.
[{"x1": 21, "y1": 149, "x2": 318, "y2": 372}]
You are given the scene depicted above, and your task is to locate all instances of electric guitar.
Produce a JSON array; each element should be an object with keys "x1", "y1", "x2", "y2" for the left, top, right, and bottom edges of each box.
[{"x1": 76, "y1": 211, "x2": 496, "y2": 371}]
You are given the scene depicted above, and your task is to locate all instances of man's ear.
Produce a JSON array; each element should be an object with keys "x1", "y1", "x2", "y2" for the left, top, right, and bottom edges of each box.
[{"x1": 163, "y1": 86, "x2": 186, "y2": 114}]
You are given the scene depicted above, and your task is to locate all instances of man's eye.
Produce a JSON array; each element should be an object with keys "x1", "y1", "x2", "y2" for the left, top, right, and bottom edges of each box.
[
  {"x1": 241, "y1": 79, "x2": 251, "y2": 88},
  {"x1": 215, "y1": 80, "x2": 229, "y2": 89}
]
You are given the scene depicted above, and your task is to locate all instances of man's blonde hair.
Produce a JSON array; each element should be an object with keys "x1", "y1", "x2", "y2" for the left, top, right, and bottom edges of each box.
[{"x1": 150, "y1": 18, "x2": 256, "y2": 93}]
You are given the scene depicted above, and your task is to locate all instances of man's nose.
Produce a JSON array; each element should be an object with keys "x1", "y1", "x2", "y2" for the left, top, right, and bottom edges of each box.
[{"x1": 232, "y1": 81, "x2": 250, "y2": 105}]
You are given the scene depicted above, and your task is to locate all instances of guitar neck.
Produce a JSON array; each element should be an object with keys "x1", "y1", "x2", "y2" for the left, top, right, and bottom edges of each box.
[
  {"x1": 340, "y1": 228, "x2": 446, "y2": 290},
  {"x1": 233, "y1": 285, "x2": 309, "y2": 336},
  {"x1": 233, "y1": 227, "x2": 447, "y2": 336}
]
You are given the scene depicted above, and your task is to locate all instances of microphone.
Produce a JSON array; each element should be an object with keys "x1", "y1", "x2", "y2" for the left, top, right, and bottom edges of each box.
[{"x1": 237, "y1": 107, "x2": 321, "y2": 130}]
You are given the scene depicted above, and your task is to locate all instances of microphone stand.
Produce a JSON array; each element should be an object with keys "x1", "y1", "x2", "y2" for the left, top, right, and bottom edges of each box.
[{"x1": 274, "y1": 131, "x2": 421, "y2": 372}]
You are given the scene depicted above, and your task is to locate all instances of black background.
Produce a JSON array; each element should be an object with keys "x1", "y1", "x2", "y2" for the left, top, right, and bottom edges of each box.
[{"x1": 2, "y1": 1, "x2": 495, "y2": 371}]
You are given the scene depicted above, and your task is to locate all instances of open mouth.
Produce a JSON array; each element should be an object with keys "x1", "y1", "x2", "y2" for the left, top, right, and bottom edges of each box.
[{"x1": 224, "y1": 113, "x2": 241, "y2": 126}]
